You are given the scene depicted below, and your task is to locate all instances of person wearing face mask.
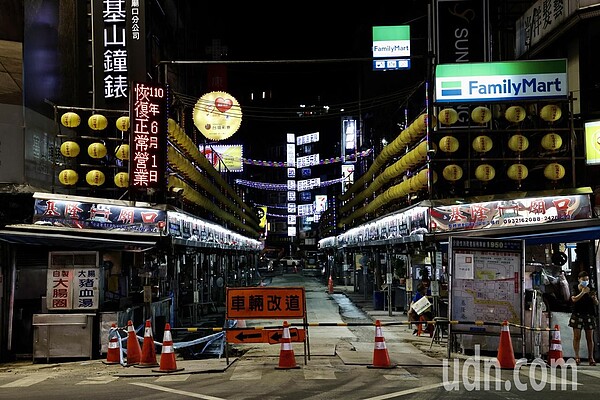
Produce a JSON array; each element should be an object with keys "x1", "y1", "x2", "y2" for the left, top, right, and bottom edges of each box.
[{"x1": 569, "y1": 271, "x2": 599, "y2": 366}]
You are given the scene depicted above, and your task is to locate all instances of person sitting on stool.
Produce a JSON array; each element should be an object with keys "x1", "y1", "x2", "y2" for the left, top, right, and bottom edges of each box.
[{"x1": 409, "y1": 282, "x2": 433, "y2": 336}]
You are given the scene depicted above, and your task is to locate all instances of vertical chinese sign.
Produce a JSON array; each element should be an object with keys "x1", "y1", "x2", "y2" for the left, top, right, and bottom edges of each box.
[
  {"x1": 46, "y1": 252, "x2": 101, "y2": 311},
  {"x1": 129, "y1": 81, "x2": 167, "y2": 192},
  {"x1": 92, "y1": 0, "x2": 147, "y2": 109}
]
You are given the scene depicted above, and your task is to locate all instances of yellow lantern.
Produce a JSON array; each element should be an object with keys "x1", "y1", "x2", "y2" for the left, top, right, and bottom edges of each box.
[
  {"x1": 439, "y1": 136, "x2": 459, "y2": 153},
  {"x1": 438, "y1": 108, "x2": 458, "y2": 125},
  {"x1": 86, "y1": 170, "x2": 105, "y2": 186},
  {"x1": 505, "y1": 106, "x2": 526, "y2": 123},
  {"x1": 115, "y1": 144, "x2": 130, "y2": 160},
  {"x1": 544, "y1": 163, "x2": 565, "y2": 180},
  {"x1": 471, "y1": 106, "x2": 492, "y2": 124},
  {"x1": 413, "y1": 113, "x2": 437, "y2": 133},
  {"x1": 116, "y1": 116, "x2": 130, "y2": 131},
  {"x1": 508, "y1": 134, "x2": 529, "y2": 152},
  {"x1": 443, "y1": 164, "x2": 463, "y2": 182},
  {"x1": 58, "y1": 169, "x2": 78, "y2": 186},
  {"x1": 507, "y1": 163, "x2": 529, "y2": 180},
  {"x1": 541, "y1": 133, "x2": 562, "y2": 151},
  {"x1": 60, "y1": 141, "x2": 80, "y2": 158},
  {"x1": 114, "y1": 172, "x2": 129, "y2": 188},
  {"x1": 60, "y1": 112, "x2": 81, "y2": 128},
  {"x1": 168, "y1": 118, "x2": 178, "y2": 134},
  {"x1": 88, "y1": 114, "x2": 108, "y2": 130},
  {"x1": 475, "y1": 164, "x2": 495, "y2": 181},
  {"x1": 88, "y1": 142, "x2": 107, "y2": 159},
  {"x1": 540, "y1": 104, "x2": 562, "y2": 122},
  {"x1": 472, "y1": 135, "x2": 493, "y2": 153}
]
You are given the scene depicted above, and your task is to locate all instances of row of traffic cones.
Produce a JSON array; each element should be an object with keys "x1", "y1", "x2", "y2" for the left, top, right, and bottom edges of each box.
[
  {"x1": 496, "y1": 320, "x2": 564, "y2": 369},
  {"x1": 104, "y1": 320, "x2": 183, "y2": 372},
  {"x1": 106, "y1": 318, "x2": 563, "y2": 372},
  {"x1": 275, "y1": 319, "x2": 396, "y2": 369}
]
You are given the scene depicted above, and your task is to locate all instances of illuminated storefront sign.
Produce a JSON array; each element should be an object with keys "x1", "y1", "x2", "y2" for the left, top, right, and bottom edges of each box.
[
  {"x1": 200, "y1": 144, "x2": 244, "y2": 172},
  {"x1": 33, "y1": 196, "x2": 166, "y2": 233},
  {"x1": 372, "y1": 25, "x2": 410, "y2": 71},
  {"x1": 372, "y1": 25, "x2": 410, "y2": 58},
  {"x1": 430, "y1": 194, "x2": 591, "y2": 232},
  {"x1": 584, "y1": 120, "x2": 600, "y2": 165},
  {"x1": 92, "y1": 0, "x2": 146, "y2": 107},
  {"x1": 341, "y1": 117, "x2": 358, "y2": 162},
  {"x1": 435, "y1": 59, "x2": 568, "y2": 103},
  {"x1": 341, "y1": 164, "x2": 355, "y2": 194},
  {"x1": 130, "y1": 81, "x2": 167, "y2": 190},
  {"x1": 193, "y1": 91, "x2": 242, "y2": 141}
]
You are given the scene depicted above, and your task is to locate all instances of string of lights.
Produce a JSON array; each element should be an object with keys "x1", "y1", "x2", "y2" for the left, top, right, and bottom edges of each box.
[
  {"x1": 235, "y1": 177, "x2": 345, "y2": 190},
  {"x1": 241, "y1": 149, "x2": 372, "y2": 167}
]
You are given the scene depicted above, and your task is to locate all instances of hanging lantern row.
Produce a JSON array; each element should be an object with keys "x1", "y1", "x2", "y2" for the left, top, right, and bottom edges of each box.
[
  {"x1": 339, "y1": 169, "x2": 437, "y2": 226},
  {"x1": 58, "y1": 169, "x2": 129, "y2": 188},
  {"x1": 437, "y1": 104, "x2": 562, "y2": 126},
  {"x1": 437, "y1": 133, "x2": 563, "y2": 154},
  {"x1": 59, "y1": 140, "x2": 129, "y2": 160},
  {"x1": 441, "y1": 162, "x2": 565, "y2": 183},
  {"x1": 60, "y1": 112, "x2": 130, "y2": 132}
]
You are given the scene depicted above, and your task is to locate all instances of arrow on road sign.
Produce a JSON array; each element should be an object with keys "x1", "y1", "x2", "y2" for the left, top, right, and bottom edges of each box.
[
  {"x1": 267, "y1": 328, "x2": 306, "y2": 344},
  {"x1": 226, "y1": 329, "x2": 267, "y2": 343}
]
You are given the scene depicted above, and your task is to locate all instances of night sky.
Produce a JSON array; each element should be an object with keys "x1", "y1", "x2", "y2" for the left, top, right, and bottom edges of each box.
[{"x1": 181, "y1": 3, "x2": 431, "y2": 156}]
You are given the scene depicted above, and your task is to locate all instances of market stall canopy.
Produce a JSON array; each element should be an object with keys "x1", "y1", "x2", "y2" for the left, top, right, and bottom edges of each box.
[
  {"x1": 0, "y1": 224, "x2": 160, "y2": 252},
  {"x1": 430, "y1": 217, "x2": 600, "y2": 248}
]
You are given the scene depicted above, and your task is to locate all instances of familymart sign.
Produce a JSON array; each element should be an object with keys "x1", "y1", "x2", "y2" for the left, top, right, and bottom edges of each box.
[{"x1": 435, "y1": 59, "x2": 567, "y2": 103}]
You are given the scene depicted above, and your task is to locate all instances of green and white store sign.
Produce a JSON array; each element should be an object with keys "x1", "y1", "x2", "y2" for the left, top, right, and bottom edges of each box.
[{"x1": 435, "y1": 59, "x2": 567, "y2": 103}]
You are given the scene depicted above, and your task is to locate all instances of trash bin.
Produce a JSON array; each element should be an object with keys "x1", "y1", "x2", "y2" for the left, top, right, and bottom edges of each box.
[{"x1": 373, "y1": 291, "x2": 385, "y2": 310}]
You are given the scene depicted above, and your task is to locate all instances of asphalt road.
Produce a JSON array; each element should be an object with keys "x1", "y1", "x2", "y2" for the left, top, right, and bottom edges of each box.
[{"x1": 1, "y1": 273, "x2": 599, "y2": 399}]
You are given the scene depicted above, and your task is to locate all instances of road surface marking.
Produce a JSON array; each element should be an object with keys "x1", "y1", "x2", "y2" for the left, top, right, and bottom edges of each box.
[
  {"x1": 156, "y1": 374, "x2": 191, "y2": 382},
  {"x1": 76, "y1": 376, "x2": 119, "y2": 385},
  {"x1": 1, "y1": 374, "x2": 50, "y2": 387},
  {"x1": 130, "y1": 382, "x2": 226, "y2": 400},
  {"x1": 362, "y1": 382, "x2": 446, "y2": 399}
]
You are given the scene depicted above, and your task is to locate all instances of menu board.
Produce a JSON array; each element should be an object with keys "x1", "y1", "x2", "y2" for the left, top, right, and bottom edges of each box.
[{"x1": 449, "y1": 237, "x2": 524, "y2": 334}]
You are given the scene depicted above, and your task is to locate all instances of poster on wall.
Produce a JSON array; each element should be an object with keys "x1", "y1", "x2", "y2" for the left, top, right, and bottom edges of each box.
[
  {"x1": 46, "y1": 252, "x2": 100, "y2": 311},
  {"x1": 449, "y1": 237, "x2": 524, "y2": 336}
]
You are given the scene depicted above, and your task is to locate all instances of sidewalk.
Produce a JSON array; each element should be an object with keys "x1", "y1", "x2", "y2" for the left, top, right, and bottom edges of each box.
[
  {"x1": 330, "y1": 283, "x2": 448, "y2": 357},
  {"x1": 332, "y1": 284, "x2": 409, "y2": 325}
]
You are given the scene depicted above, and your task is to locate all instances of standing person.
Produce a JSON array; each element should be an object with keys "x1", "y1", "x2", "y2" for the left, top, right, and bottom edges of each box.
[{"x1": 569, "y1": 270, "x2": 599, "y2": 365}]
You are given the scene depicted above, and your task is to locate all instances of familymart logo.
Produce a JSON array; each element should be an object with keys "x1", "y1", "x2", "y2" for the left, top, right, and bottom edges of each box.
[
  {"x1": 442, "y1": 346, "x2": 578, "y2": 392},
  {"x1": 435, "y1": 59, "x2": 568, "y2": 103}
]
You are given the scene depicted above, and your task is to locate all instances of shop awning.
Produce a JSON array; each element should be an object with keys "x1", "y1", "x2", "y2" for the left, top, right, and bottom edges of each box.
[
  {"x1": 0, "y1": 224, "x2": 161, "y2": 252},
  {"x1": 427, "y1": 218, "x2": 600, "y2": 247}
]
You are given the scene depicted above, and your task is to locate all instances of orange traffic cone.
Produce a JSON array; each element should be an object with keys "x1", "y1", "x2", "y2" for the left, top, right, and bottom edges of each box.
[
  {"x1": 328, "y1": 275, "x2": 334, "y2": 294},
  {"x1": 275, "y1": 321, "x2": 300, "y2": 369},
  {"x1": 103, "y1": 323, "x2": 121, "y2": 365},
  {"x1": 136, "y1": 320, "x2": 159, "y2": 368},
  {"x1": 496, "y1": 320, "x2": 516, "y2": 369},
  {"x1": 125, "y1": 320, "x2": 142, "y2": 366},
  {"x1": 548, "y1": 325, "x2": 564, "y2": 365},
  {"x1": 368, "y1": 320, "x2": 396, "y2": 369},
  {"x1": 153, "y1": 323, "x2": 184, "y2": 373}
]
